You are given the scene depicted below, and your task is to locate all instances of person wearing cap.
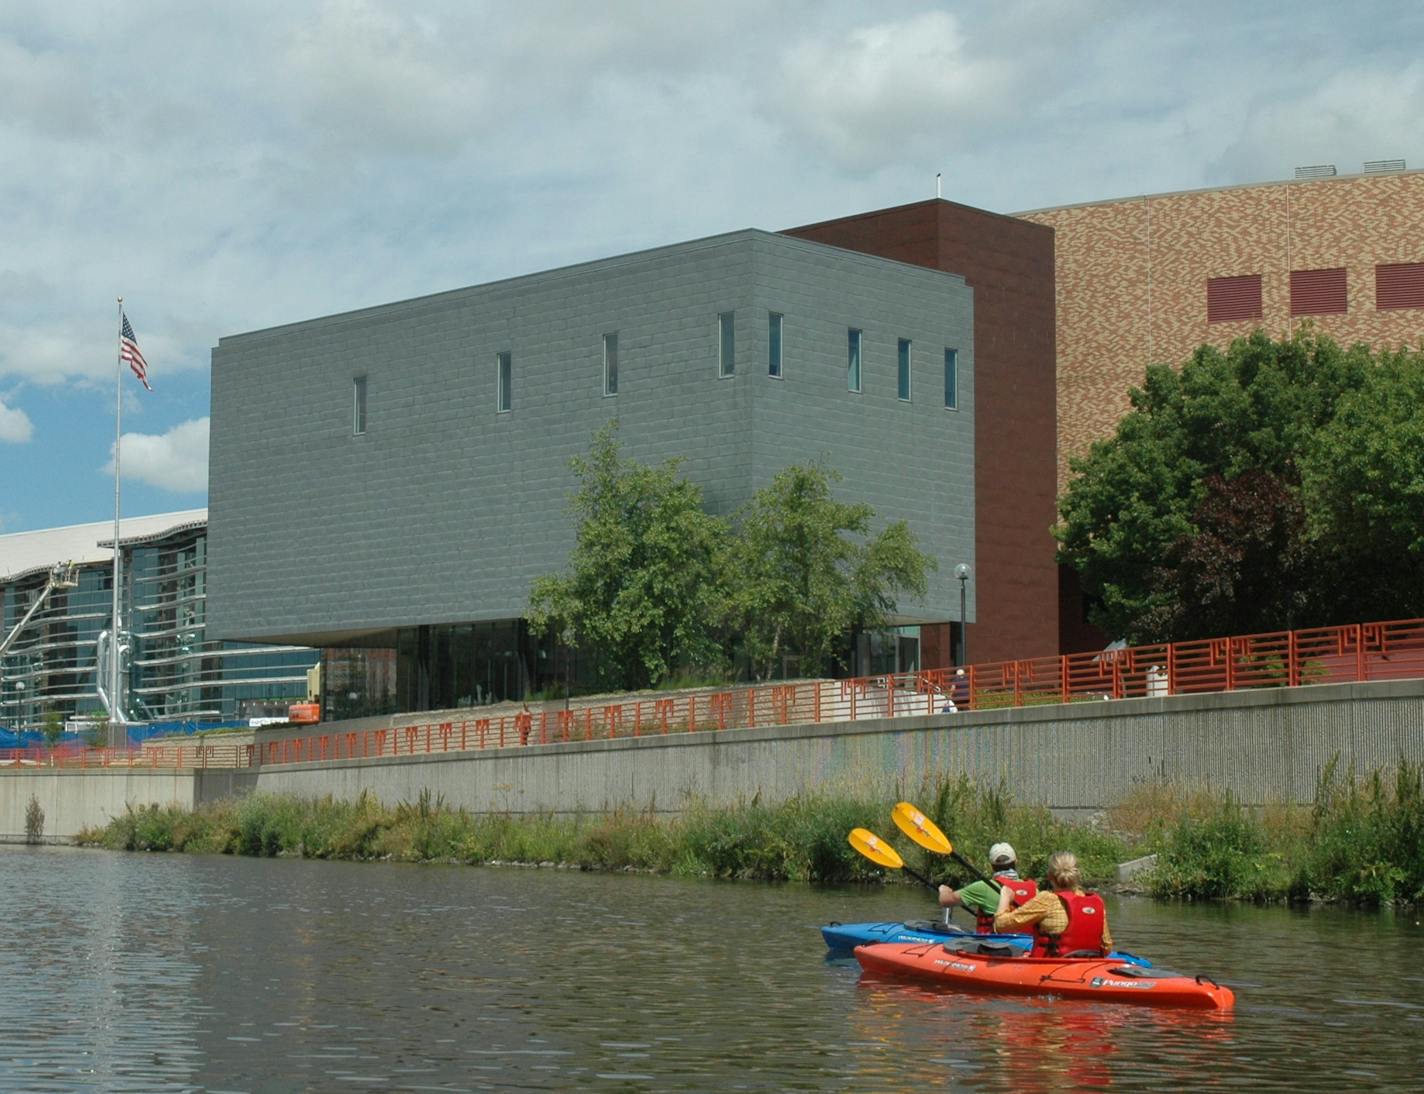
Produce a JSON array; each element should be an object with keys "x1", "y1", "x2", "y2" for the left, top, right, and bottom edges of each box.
[
  {"x1": 993, "y1": 850, "x2": 1113, "y2": 956},
  {"x1": 938, "y1": 842, "x2": 1038, "y2": 933}
]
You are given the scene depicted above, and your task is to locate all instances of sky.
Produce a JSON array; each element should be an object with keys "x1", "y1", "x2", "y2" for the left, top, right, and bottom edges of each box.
[{"x1": 2, "y1": 0, "x2": 1421, "y2": 534}]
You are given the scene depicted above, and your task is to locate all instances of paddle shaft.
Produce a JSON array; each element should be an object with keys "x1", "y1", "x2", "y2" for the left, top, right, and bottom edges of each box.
[{"x1": 950, "y1": 850, "x2": 1001, "y2": 890}]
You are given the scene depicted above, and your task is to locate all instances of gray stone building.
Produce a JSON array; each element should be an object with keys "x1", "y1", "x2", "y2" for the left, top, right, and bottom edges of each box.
[{"x1": 208, "y1": 229, "x2": 974, "y2": 712}]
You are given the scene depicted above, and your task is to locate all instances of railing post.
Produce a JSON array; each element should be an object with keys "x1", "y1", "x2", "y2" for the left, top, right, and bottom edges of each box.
[
  {"x1": 1288, "y1": 630, "x2": 1300, "y2": 688},
  {"x1": 1356, "y1": 623, "x2": 1365, "y2": 681},
  {"x1": 1225, "y1": 638, "x2": 1236, "y2": 691}
]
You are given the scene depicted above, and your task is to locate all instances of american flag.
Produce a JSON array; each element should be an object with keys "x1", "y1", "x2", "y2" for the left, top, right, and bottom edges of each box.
[{"x1": 120, "y1": 313, "x2": 152, "y2": 391}]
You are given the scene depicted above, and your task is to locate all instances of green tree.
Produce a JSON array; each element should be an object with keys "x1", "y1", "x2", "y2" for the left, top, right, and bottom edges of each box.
[
  {"x1": 528, "y1": 423, "x2": 729, "y2": 691},
  {"x1": 1300, "y1": 347, "x2": 1424, "y2": 624},
  {"x1": 1055, "y1": 331, "x2": 1377, "y2": 642},
  {"x1": 41, "y1": 708, "x2": 65, "y2": 747},
  {"x1": 724, "y1": 464, "x2": 933, "y2": 680}
]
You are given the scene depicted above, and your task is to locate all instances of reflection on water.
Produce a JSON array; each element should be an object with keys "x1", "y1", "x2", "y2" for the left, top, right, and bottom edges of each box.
[{"x1": 1, "y1": 846, "x2": 1422, "y2": 1091}]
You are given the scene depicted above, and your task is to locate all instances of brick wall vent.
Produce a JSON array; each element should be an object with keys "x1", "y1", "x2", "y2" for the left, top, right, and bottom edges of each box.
[
  {"x1": 1207, "y1": 274, "x2": 1264, "y2": 322},
  {"x1": 1290, "y1": 267, "x2": 1347, "y2": 316},
  {"x1": 1376, "y1": 262, "x2": 1424, "y2": 310},
  {"x1": 1294, "y1": 164, "x2": 1337, "y2": 178},
  {"x1": 1364, "y1": 159, "x2": 1407, "y2": 173}
]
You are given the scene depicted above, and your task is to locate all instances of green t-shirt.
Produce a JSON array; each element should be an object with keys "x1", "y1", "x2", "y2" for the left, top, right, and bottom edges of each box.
[{"x1": 954, "y1": 879, "x2": 1001, "y2": 917}]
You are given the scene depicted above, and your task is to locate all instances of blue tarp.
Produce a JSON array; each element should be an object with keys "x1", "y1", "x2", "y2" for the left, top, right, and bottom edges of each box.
[{"x1": 0, "y1": 720, "x2": 249, "y2": 750}]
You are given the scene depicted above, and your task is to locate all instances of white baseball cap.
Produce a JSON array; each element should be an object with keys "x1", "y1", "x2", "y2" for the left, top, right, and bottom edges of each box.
[{"x1": 988, "y1": 842, "x2": 1016, "y2": 867}]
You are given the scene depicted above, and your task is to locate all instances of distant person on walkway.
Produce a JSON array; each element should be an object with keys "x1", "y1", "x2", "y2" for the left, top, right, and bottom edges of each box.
[
  {"x1": 938, "y1": 843, "x2": 1037, "y2": 932},
  {"x1": 993, "y1": 850, "x2": 1113, "y2": 956},
  {"x1": 951, "y1": 668, "x2": 969, "y2": 710}
]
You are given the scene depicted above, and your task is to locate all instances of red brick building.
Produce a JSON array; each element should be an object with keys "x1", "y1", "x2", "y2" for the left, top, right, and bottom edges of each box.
[
  {"x1": 1018, "y1": 168, "x2": 1424, "y2": 498},
  {"x1": 791, "y1": 170, "x2": 1424, "y2": 661},
  {"x1": 785, "y1": 201, "x2": 1059, "y2": 667}
]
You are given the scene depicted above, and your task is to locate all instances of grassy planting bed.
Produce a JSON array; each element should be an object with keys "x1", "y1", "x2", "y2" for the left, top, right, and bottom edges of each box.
[{"x1": 73, "y1": 761, "x2": 1424, "y2": 909}]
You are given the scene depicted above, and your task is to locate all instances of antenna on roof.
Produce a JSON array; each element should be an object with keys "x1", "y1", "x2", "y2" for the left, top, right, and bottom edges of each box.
[{"x1": 936, "y1": 172, "x2": 942, "y2": 199}]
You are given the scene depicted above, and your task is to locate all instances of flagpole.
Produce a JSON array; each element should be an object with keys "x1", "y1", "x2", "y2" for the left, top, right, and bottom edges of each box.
[{"x1": 112, "y1": 297, "x2": 124, "y2": 746}]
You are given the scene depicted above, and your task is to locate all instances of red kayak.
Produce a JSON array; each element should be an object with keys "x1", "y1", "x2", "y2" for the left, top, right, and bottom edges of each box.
[{"x1": 855, "y1": 940, "x2": 1234, "y2": 1010}]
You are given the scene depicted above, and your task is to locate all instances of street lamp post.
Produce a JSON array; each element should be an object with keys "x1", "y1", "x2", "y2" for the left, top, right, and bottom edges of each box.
[{"x1": 954, "y1": 563, "x2": 971, "y2": 666}]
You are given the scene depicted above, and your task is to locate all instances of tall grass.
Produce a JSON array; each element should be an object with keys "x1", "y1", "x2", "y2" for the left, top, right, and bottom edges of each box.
[
  {"x1": 73, "y1": 775, "x2": 1131, "y2": 887},
  {"x1": 1108, "y1": 758, "x2": 1424, "y2": 906},
  {"x1": 73, "y1": 761, "x2": 1424, "y2": 908}
]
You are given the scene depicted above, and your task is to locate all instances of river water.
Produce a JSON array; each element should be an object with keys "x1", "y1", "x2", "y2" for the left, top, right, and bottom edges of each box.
[{"x1": 2, "y1": 847, "x2": 1422, "y2": 1092}]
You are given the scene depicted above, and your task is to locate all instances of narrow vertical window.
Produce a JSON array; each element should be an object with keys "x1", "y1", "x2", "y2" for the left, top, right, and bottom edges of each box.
[
  {"x1": 496, "y1": 351, "x2": 511, "y2": 413},
  {"x1": 352, "y1": 375, "x2": 367, "y2": 435},
  {"x1": 768, "y1": 312, "x2": 784, "y2": 378},
  {"x1": 944, "y1": 348, "x2": 958, "y2": 410},
  {"x1": 718, "y1": 311, "x2": 735, "y2": 377},
  {"x1": 603, "y1": 333, "x2": 619, "y2": 396},
  {"x1": 897, "y1": 339, "x2": 912, "y2": 401},
  {"x1": 847, "y1": 328, "x2": 863, "y2": 393}
]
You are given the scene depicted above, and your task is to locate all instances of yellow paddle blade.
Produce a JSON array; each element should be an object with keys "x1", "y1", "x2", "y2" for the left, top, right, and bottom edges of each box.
[
  {"x1": 892, "y1": 802, "x2": 953, "y2": 855},
  {"x1": 848, "y1": 827, "x2": 905, "y2": 870}
]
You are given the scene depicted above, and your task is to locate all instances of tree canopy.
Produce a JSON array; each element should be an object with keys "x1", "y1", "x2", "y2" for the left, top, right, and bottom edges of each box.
[
  {"x1": 1055, "y1": 331, "x2": 1424, "y2": 643},
  {"x1": 530, "y1": 430, "x2": 934, "y2": 689},
  {"x1": 723, "y1": 464, "x2": 933, "y2": 680},
  {"x1": 528, "y1": 423, "x2": 728, "y2": 691}
]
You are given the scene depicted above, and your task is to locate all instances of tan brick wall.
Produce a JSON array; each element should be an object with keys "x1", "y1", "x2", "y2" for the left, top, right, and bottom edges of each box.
[{"x1": 1020, "y1": 172, "x2": 1424, "y2": 494}]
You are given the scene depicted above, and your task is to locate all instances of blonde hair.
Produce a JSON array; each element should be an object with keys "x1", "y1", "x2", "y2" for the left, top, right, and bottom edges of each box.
[{"x1": 1046, "y1": 851, "x2": 1082, "y2": 891}]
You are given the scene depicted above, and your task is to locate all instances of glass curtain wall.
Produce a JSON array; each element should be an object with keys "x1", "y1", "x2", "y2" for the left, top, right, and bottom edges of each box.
[
  {"x1": 395, "y1": 621, "x2": 534, "y2": 713},
  {"x1": 0, "y1": 567, "x2": 110, "y2": 731},
  {"x1": 128, "y1": 530, "x2": 319, "y2": 724}
]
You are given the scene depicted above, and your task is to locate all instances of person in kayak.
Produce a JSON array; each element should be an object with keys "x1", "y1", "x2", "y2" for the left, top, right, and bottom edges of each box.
[
  {"x1": 937, "y1": 842, "x2": 1038, "y2": 932},
  {"x1": 992, "y1": 850, "x2": 1113, "y2": 956}
]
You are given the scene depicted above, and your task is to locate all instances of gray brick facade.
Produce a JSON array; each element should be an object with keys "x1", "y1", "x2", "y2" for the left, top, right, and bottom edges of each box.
[{"x1": 207, "y1": 230, "x2": 974, "y2": 646}]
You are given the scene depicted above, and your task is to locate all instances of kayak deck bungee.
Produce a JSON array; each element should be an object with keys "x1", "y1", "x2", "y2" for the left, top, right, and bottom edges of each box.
[{"x1": 854, "y1": 940, "x2": 1233, "y2": 1009}]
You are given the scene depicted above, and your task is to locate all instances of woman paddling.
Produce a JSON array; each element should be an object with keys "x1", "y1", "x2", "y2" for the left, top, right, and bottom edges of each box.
[{"x1": 992, "y1": 850, "x2": 1113, "y2": 957}]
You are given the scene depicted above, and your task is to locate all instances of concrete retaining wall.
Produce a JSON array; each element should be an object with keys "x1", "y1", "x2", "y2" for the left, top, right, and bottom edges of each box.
[
  {"x1": 4, "y1": 680, "x2": 1421, "y2": 838},
  {"x1": 243, "y1": 680, "x2": 1424, "y2": 818}
]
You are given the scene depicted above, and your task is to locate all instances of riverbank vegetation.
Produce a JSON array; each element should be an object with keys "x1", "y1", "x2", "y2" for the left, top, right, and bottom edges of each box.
[{"x1": 74, "y1": 761, "x2": 1424, "y2": 909}]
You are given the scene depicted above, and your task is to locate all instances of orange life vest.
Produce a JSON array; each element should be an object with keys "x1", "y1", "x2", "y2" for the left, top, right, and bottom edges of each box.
[
  {"x1": 1032, "y1": 890, "x2": 1108, "y2": 957},
  {"x1": 975, "y1": 875, "x2": 1038, "y2": 933}
]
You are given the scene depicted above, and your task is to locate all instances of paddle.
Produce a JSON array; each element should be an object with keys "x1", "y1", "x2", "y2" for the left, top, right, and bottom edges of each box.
[
  {"x1": 847, "y1": 827, "x2": 940, "y2": 894},
  {"x1": 891, "y1": 802, "x2": 1000, "y2": 891}
]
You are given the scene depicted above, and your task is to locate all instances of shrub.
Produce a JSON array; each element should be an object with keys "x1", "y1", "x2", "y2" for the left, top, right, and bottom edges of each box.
[
  {"x1": 1148, "y1": 798, "x2": 1286, "y2": 901},
  {"x1": 24, "y1": 795, "x2": 44, "y2": 843}
]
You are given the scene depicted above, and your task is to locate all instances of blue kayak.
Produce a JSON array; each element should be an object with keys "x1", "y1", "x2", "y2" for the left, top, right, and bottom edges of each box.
[
  {"x1": 822, "y1": 919, "x2": 1030, "y2": 951},
  {"x1": 821, "y1": 920, "x2": 1152, "y2": 968}
]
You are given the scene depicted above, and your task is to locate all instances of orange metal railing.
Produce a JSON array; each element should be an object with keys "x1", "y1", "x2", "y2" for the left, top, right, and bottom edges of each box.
[{"x1": 3, "y1": 617, "x2": 1421, "y2": 773}]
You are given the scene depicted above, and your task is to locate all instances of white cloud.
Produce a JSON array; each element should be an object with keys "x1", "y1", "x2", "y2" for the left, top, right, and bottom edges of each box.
[
  {"x1": 1213, "y1": 66, "x2": 1424, "y2": 183},
  {"x1": 773, "y1": 11, "x2": 1016, "y2": 170},
  {"x1": 107, "y1": 418, "x2": 209, "y2": 494},
  {"x1": 0, "y1": 33, "x2": 102, "y2": 140},
  {"x1": 282, "y1": 1, "x2": 489, "y2": 159},
  {"x1": 0, "y1": 396, "x2": 33, "y2": 442}
]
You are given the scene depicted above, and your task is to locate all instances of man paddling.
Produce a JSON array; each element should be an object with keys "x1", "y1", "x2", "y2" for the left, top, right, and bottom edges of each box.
[{"x1": 937, "y1": 842, "x2": 1037, "y2": 933}]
